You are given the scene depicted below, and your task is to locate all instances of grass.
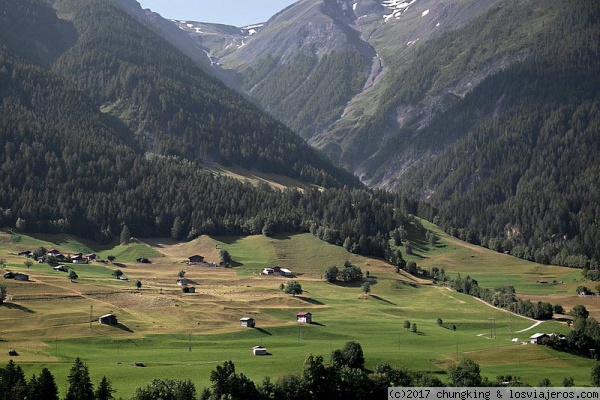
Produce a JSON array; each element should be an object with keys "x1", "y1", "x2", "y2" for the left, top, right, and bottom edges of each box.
[{"x1": 0, "y1": 229, "x2": 597, "y2": 397}]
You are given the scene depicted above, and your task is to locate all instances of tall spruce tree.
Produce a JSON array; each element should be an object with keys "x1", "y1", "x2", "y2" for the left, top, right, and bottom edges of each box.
[{"x1": 65, "y1": 358, "x2": 94, "y2": 400}]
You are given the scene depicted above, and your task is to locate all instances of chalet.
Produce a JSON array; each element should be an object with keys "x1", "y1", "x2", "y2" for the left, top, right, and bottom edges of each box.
[
  {"x1": 85, "y1": 253, "x2": 97, "y2": 261},
  {"x1": 530, "y1": 333, "x2": 549, "y2": 344},
  {"x1": 296, "y1": 311, "x2": 312, "y2": 324},
  {"x1": 240, "y1": 317, "x2": 255, "y2": 327},
  {"x1": 98, "y1": 314, "x2": 118, "y2": 325},
  {"x1": 262, "y1": 268, "x2": 274, "y2": 275},
  {"x1": 188, "y1": 255, "x2": 204, "y2": 265},
  {"x1": 47, "y1": 249, "x2": 61, "y2": 256},
  {"x1": 272, "y1": 266, "x2": 281, "y2": 273},
  {"x1": 252, "y1": 346, "x2": 267, "y2": 355},
  {"x1": 280, "y1": 268, "x2": 292, "y2": 277},
  {"x1": 71, "y1": 254, "x2": 85, "y2": 264},
  {"x1": 14, "y1": 273, "x2": 29, "y2": 282}
]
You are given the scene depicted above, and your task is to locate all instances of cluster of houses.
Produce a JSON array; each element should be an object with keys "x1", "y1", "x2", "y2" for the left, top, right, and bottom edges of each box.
[
  {"x1": 18, "y1": 249, "x2": 96, "y2": 264},
  {"x1": 261, "y1": 266, "x2": 292, "y2": 277}
]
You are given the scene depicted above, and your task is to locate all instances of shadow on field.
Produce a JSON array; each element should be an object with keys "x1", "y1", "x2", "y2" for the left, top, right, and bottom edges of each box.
[
  {"x1": 112, "y1": 323, "x2": 134, "y2": 333},
  {"x1": 3, "y1": 303, "x2": 35, "y2": 313},
  {"x1": 113, "y1": 262, "x2": 127, "y2": 268},
  {"x1": 254, "y1": 327, "x2": 272, "y2": 335},
  {"x1": 311, "y1": 322, "x2": 326, "y2": 327},
  {"x1": 370, "y1": 295, "x2": 396, "y2": 305},
  {"x1": 297, "y1": 296, "x2": 324, "y2": 305}
]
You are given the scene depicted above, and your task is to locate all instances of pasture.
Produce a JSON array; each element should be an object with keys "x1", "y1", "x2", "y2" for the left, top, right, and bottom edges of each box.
[{"x1": 0, "y1": 229, "x2": 596, "y2": 397}]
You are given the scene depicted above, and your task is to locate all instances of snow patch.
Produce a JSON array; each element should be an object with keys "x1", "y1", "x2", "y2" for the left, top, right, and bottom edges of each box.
[
  {"x1": 382, "y1": 0, "x2": 418, "y2": 22},
  {"x1": 186, "y1": 23, "x2": 193, "y2": 28},
  {"x1": 422, "y1": 9, "x2": 429, "y2": 17},
  {"x1": 353, "y1": 2, "x2": 357, "y2": 11},
  {"x1": 436, "y1": 22, "x2": 440, "y2": 27}
]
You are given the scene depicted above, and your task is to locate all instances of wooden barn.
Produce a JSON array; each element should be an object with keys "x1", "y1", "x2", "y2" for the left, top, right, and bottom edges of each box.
[
  {"x1": 240, "y1": 317, "x2": 255, "y2": 327},
  {"x1": 98, "y1": 314, "x2": 118, "y2": 325},
  {"x1": 296, "y1": 312, "x2": 312, "y2": 324}
]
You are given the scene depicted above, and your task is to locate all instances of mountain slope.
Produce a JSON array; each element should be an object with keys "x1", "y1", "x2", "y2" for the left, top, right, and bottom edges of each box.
[
  {"x1": 50, "y1": 0, "x2": 360, "y2": 188},
  {"x1": 0, "y1": 0, "x2": 431, "y2": 261},
  {"x1": 174, "y1": 0, "x2": 600, "y2": 266}
]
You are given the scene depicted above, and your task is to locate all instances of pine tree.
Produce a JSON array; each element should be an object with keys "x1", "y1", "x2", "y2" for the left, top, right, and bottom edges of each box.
[
  {"x1": 95, "y1": 376, "x2": 114, "y2": 400},
  {"x1": 28, "y1": 368, "x2": 59, "y2": 400},
  {"x1": 65, "y1": 358, "x2": 94, "y2": 400},
  {"x1": 119, "y1": 225, "x2": 131, "y2": 245}
]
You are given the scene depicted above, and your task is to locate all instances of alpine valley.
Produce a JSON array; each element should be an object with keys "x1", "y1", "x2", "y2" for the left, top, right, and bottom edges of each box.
[
  {"x1": 2, "y1": 0, "x2": 600, "y2": 398},
  {"x1": 164, "y1": 0, "x2": 600, "y2": 267}
]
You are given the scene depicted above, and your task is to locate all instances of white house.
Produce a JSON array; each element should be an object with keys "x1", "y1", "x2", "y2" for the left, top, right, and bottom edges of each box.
[
  {"x1": 252, "y1": 346, "x2": 267, "y2": 355},
  {"x1": 529, "y1": 333, "x2": 548, "y2": 344}
]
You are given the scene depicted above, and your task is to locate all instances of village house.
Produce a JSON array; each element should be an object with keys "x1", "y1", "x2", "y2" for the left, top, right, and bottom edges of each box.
[
  {"x1": 296, "y1": 311, "x2": 312, "y2": 324},
  {"x1": 240, "y1": 317, "x2": 255, "y2": 327},
  {"x1": 252, "y1": 346, "x2": 267, "y2": 355},
  {"x1": 529, "y1": 333, "x2": 549, "y2": 344},
  {"x1": 280, "y1": 268, "x2": 292, "y2": 277},
  {"x1": 98, "y1": 314, "x2": 118, "y2": 325},
  {"x1": 262, "y1": 268, "x2": 274, "y2": 275},
  {"x1": 71, "y1": 254, "x2": 86, "y2": 264},
  {"x1": 188, "y1": 255, "x2": 204, "y2": 265}
]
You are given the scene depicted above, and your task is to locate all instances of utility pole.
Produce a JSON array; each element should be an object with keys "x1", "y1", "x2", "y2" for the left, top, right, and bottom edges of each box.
[{"x1": 90, "y1": 305, "x2": 93, "y2": 330}]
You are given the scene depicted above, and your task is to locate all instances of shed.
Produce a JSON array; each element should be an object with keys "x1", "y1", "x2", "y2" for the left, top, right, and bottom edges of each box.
[
  {"x1": 280, "y1": 268, "x2": 292, "y2": 277},
  {"x1": 529, "y1": 333, "x2": 548, "y2": 344},
  {"x1": 14, "y1": 273, "x2": 29, "y2": 282},
  {"x1": 188, "y1": 255, "x2": 204, "y2": 265},
  {"x1": 262, "y1": 268, "x2": 274, "y2": 275},
  {"x1": 252, "y1": 346, "x2": 267, "y2": 355},
  {"x1": 240, "y1": 317, "x2": 255, "y2": 327},
  {"x1": 296, "y1": 311, "x2": 312, "y2": 324},
  {"x1": 98, "y1": 314, "x2": 118, "y2": 325}
]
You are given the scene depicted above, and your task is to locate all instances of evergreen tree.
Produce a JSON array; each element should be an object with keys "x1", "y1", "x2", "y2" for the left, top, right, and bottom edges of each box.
[
  {"x1": 28, "y1": 368, "x2": 59, "y2": 400},
  {"x1": 65, "y1": 358, "x2": 94, "y2": 400},
  {"x1": 95, "y1": 376, "x2": 115, "y2": 400},
  {"x1": 119, "y1": 225, "x2": 131, "y2": 245}
]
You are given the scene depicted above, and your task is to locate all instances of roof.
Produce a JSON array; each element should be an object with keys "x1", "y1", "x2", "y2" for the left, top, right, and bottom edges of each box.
[
  {"x1": 240, "y1": 317, "x2": 254, "y2": 321},
  {"x1": 529, "y1": 333, "x2": 548, "y2": 339},
  {"x1": 99, "y1": 313, "x2": 115, "y2": 319},
  {"x1": 280, "y1": 268, "x2": 292, "y2": 273},
  {"x1": 297, "y1": 312, "x2": 312, "y2": 316}
]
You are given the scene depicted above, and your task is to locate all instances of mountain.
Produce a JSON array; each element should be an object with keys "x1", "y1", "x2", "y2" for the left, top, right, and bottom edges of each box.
[
  {"x1": 173, "y1": 0, "x2": 600, "y2": 266},
  {"x1": 0, "y1": 0, "x2": 432, "y2": 260}
]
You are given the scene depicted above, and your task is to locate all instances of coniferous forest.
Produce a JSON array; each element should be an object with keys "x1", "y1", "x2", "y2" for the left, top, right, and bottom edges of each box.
[{"x1": 0, "y1": 0, "x2": 434, "y2": 261}]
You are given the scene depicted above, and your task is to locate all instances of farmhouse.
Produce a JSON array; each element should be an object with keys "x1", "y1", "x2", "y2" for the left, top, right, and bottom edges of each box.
[
  {"x1": 72, "y1": 254, "x2": 86, "y2": 264},
  {"x1": 530, "y1": 333, "x2": 549, "y2": 344},
  {"x1": 98, "y1": 314, "x2": 118, "y2": 325},
  {"x1": 47, "y1": 249, "x2": 61, "y2": 256},
  {"x1": 252, "y1": 346, "x2": 267, "y2": 355},
  {"x1": 240, "y1": 317, "x2": 255, "y2": 327},
  {"x1": 296, "y1": 311, "x2": 312, "y2": 324},
  {"x1": 262, "y1": 268, "x2": 274, "y2": 275},
  {"x1": 188, "y1": 255, "x2": 204, "y2": 265},
  {"x1": 85, "y1": 253, "x2": 96, "y2": 261}
]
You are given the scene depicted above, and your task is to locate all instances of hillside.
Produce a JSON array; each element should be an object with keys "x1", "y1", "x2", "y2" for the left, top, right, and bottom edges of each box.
[
  {"x1": 2, "y1": 0, "x2": 435, "y2": 250},
  {"x1": 172, "y1": 0, "x2": 600, "y2": 267},
  {"x1": 0, "y1": 230, "x2": 595, "y2": 396}
]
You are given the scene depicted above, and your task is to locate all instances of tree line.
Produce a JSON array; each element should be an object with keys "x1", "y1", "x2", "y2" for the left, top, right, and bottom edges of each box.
[{"x1": 4, "y1": 341, "x2": 597, "y2": 400}]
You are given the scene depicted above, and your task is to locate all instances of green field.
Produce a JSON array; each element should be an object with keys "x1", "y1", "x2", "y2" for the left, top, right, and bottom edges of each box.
[{"x1": 0, "y1": 229, "x2": 596, "y2": 397}]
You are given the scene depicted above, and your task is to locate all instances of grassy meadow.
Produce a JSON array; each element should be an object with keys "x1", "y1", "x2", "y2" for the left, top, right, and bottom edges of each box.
[{"x1": 0, "y1": 228, "x2": 596, "y2": 397}]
